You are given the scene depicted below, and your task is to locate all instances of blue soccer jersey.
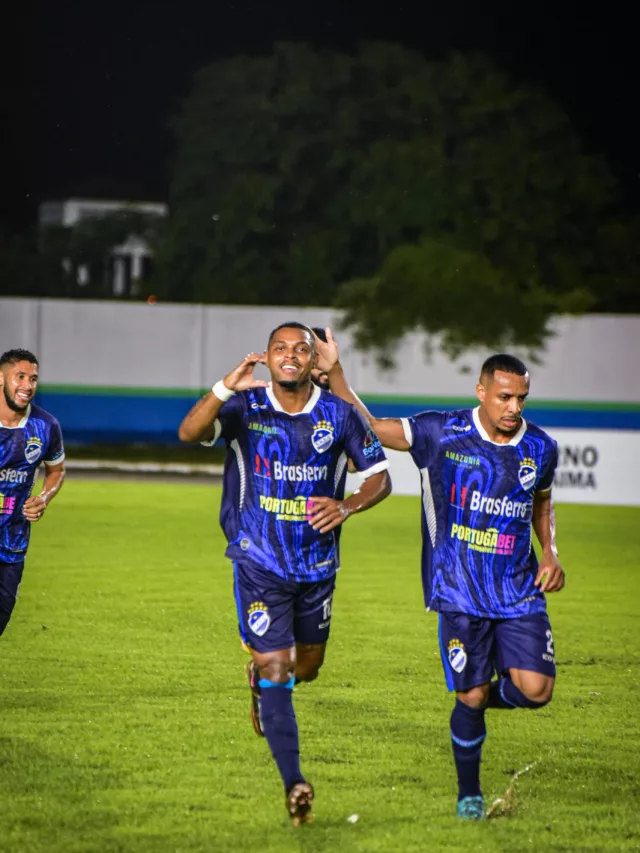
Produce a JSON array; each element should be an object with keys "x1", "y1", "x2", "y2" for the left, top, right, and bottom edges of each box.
[
  {"x1": 0, "y1": 403, "x2": 65, "y2": 563},
  {"x1": 402, "y1": 407, "x2": 558, "y2": 619},
  {"x1": 207, "y1": 384, "x2": 389, "y2": 582}
]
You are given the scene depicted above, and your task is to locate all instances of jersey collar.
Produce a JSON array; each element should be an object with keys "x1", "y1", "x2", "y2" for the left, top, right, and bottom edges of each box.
[
  {"x1": 266, "y1": 382, "x2": 320, "y2": 415},
  {"x1": 472, "y1": 406, "x2": 527, "y2": 447},
  {"x1": 0, "y1": 404, "x2": 31, "y2": 429}
]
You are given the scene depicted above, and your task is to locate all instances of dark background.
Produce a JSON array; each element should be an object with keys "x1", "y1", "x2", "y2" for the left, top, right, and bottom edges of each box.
[{"x1": 5, "y1": 0, "x2": 638, "y2": 235}]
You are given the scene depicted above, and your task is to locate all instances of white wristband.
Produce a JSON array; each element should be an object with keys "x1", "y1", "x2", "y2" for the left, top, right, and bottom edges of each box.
[{"x1": 212, "y1": 380, "x2": 236, "y2": 402}]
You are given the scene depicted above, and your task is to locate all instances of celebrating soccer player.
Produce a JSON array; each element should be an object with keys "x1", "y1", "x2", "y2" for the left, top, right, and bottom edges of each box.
[
  {"x1": 317, "y1": 331, "x2": 564, "y2": 820},
  {"x1": 0, "y1": 349, "x2": 66, "y2": 638},
  {"x1": 178, "y1": 322, "x2": 391, "y2": 825}
]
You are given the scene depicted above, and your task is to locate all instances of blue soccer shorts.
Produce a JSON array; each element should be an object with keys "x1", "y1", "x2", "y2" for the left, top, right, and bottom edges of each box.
[
  {"x1": 438, "y1": 610, "x2": 556, "y2": 692},
  {"x1": 233, "y1": 562, "x2": 336, "y2": 653},
  {"x1": 0, "y1": 560, "x2": 25, "y2": 637}
]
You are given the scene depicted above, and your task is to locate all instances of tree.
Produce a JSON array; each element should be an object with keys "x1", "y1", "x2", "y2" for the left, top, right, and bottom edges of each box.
[{"x1": 157, "y1": 42, "x2": 620, "y2": 356}]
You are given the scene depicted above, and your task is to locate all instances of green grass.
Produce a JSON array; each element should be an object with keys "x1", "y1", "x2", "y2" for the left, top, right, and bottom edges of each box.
[{"x1": 1, "y1": 482, "x2": 639, "y2": 853}]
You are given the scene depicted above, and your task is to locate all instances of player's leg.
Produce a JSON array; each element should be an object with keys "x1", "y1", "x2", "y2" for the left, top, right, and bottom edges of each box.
[
  {"x1": 439, "y1": 611, "x2": 495, "y2": 819},
  {"x1": 293, "y1": 576, "x2": 335, "y2": 683},
  {"x1": 0, "y1": 561, "x2": 25, "y2": 638},
  {"x1": 233, "y1": 563, "x2": 312, "y2": 823},
  {"x1": 486, "y1": 612, "x2": 556, "y2": 709}
]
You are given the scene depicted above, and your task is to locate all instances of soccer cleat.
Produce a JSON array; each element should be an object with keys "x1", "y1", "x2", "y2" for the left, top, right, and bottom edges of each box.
[
  {"x1": 245, "y1": 660, "x2": 264, "y2": 737},
  {"x1": 286, "y1": 781, "x2": 314, "y2": 826},
  {"x1": 457, "y1": 795, "x2": 486, "y2": 820}
]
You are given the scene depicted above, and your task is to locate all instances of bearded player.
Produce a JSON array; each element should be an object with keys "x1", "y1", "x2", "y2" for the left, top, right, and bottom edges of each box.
[
  {"x1": 178, "y1": 322, "x2": 391, "y2": 825},
  {"x1": 1, "y1": 349, "x2": 66, "y2": 638}
]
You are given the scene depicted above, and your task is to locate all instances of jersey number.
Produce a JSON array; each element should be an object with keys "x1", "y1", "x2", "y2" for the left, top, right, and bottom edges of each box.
[{"x1": 545, "y1": 629, "x2": 555, "y2": 657}]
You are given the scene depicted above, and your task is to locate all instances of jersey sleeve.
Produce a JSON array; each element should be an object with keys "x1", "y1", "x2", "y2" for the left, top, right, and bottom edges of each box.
[
  {"x1": 44, "y1": 418, "x2": 65, "y2": 465},
  {"x1": 201, "y1": 394, "x2": 246, "y2": 446},
  {"x1": 537, "y1": 438, "x2": 559, "y2": 492},
  {"x1": 343, "y1": 406, "x2": 389, "y2": 479},
  {"x1": 401, "y1": 411, "x2": 447, "y2": 467}
]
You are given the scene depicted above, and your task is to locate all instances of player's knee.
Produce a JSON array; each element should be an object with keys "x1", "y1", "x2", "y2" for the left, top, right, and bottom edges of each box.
[
  {"x1": 258, "y1": 657, "x2": 295, "y2": 684},
  {"x1": 297, "y1": 665, "x2": 321, "y2": 683},
  {"x1": 457, "y1": 684, "x2": 490, "y2": 708},
  {"x1": 520, "y1": 677, "x2": 554, "y2": 706}
]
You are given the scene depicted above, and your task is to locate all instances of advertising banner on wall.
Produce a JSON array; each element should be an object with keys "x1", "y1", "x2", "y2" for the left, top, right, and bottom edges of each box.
[{"x1": 347, "y1": 429, "x2": 640, "y2": 507}]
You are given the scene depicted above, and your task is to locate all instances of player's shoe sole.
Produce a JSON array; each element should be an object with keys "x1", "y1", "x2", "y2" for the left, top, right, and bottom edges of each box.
[
  {"x1": 286, "y1": 781, "x2": 314, "y2": 826},
  {"x1": 245, "y1": 660, "x2": 264, "y2": 738},
  {"x1": 457, "y1": 795, "x2": 486, "y2": 820}
]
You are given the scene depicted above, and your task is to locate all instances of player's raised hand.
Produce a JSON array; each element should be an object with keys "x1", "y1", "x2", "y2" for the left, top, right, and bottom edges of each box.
[
  {"x1": 534, "y1": 555, "x2": 565, "y2": 593},
  {"x1": 313, "y1": 328, "x2": 339, "y2": 374},
  {"x1": 306, "y1": 496, "x2": 353, "y2": 533},
  {"x1": 222, "y1": 353, "x2": 269, "y2": 393}
]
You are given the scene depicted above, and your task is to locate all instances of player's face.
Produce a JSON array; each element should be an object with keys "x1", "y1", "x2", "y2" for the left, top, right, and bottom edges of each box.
[
  {"x1": 476, "y1": 370, "x2": 529, "y2": 436},
  {"x1": 311, "y1": 368, "x2": 330, "y2": 391},
  {"x1": 0, "y1": 361, "x2": 39, "y2": 413},
  {"x1": 266, "y1": 328, "x2": 315, "y2": 389}
]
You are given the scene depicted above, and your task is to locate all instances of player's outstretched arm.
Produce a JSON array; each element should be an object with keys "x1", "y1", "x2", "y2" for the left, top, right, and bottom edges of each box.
[
  {"x1": 532, "y1": 489, "x2": 565, "y2": 593},
  {"x1": 23, "y1": 461, "x2": 65, "y2": 522},
  {"x1": 178, "y1": 353, "x2": 268, "y2": 443},
  {"x1": 314, "y1": 329, "x2": 410, "y2": 452},
  {"x1": 307, "y1": 470, "x2": 391, "y2": 534}
]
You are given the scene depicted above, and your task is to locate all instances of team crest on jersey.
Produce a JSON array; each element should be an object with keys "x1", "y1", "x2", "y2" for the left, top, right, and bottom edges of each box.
[
  {"x1": 25, "y1": 437, "x2": 43, "y2": 465},
  {"x1": 248, "y1": 602, "x2": 271, "y2": 636},
  {"x1": 311, "y1": 420, "x2": 334, "y2": 453},
  {"x1": 448, "y1": 639, "x2": 467, "y2": 673},
  {"x1": 518, "y1": 457, "x2": 538, "y2": 491}
]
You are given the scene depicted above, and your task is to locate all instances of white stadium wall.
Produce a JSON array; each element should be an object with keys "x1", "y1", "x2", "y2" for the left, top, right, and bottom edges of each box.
[{"x1": 1, "y1": 298, "x2": 639, "y2": 505}]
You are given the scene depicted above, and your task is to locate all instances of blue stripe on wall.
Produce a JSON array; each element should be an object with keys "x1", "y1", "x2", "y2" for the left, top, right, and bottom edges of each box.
[{"x1": 35, "y1": 392, "x2": 640, "y2": 443}]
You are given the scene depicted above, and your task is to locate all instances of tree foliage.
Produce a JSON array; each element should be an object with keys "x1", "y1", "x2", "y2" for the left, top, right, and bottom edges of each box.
[{"x1": 157, "y1": 42, "x2": 626, "y2": 355}]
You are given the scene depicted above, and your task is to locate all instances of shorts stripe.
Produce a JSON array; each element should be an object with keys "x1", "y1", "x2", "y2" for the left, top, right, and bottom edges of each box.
[
  {"x1": 438, "y1": 614, "x2": 455, "y2": 691},
  {"x1": 232, "y1": 563, "x2": 248, "y2": 645}
]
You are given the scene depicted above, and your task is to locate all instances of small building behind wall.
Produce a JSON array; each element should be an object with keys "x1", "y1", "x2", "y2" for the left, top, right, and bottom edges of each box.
[{"x1": 38, "y1": 198, "x2": 167, "y2": 297}]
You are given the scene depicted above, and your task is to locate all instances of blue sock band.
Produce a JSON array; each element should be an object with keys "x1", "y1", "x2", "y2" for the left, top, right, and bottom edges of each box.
[
  {"x1": 259, "y1": 677, "x2": 295, "y2": 690},
  {"x1": 487, "y1": 677, "x2": 549, "y2": 709},
  {"x1": 450, "y1": 700, "x2": 486, "y2": 801},
  {"x1": 259, "y1": 680, "x2": 304, "y2": 793}
]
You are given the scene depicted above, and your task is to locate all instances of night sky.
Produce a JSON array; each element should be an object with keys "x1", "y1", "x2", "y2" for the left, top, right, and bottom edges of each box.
[{"x1": 5, "y1": 1, "x2": 638, "y2": 235}]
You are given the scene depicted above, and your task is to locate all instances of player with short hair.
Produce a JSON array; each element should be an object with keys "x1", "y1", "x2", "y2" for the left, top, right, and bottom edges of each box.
[
  {"x1": 317, "y1": 334, "x2": 564, "y2": 820},
  {"x1": 310, "y1": 328, "x2": 331, "y2": 390},
  {"x1": 0, "y1": 349, "x2": 66, "y2": 637},
  {"x1": 178, "y1": 322, "x2": 391, "y2": 825}
]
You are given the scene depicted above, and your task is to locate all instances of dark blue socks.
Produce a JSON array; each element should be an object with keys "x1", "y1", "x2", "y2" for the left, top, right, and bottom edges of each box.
[
  {"x1": 450, "y1": 700, "x2": 486, "y2": 801},
  {"x1": 487, "y1": 677, "x2": 549, "y2": 709},
  {"x1": 259, "y1": 678, "x2": 304, "y2": 793}
]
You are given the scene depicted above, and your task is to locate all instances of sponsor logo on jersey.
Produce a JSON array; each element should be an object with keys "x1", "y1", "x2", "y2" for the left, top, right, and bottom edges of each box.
[
  {"x1": 363, "y1": 429, "x2": 383, "y2": 457},
  {"x1": 240, "y1": 538, "x2": 251, "y2": 551},
  {"x1": 0, "y1": 493, "x2": 17, "y2": 515},
  {"x1": 518, "y1": 457, "x2": 538, "y2": 491},
  {"x1": 248, "y1": 422, "x2": 281, "y2": 436},
  {"x1": 450, "y1": 523, "x2": 516, "y2": 555},
  {"x1": 25, "y1": 437, "x2": 43, "y2": 465},
  {"x1": 259, "y1": 494, "x2": 310, "y2": 522},
  {"x1": 445, "y1": 450, "x2": 481, "y2": 468},
  {"x1": 273, "y1": 460, "x2": 328, "y2": 482},
  {"x1": 311, "y1": 420, "x2": 334, "y2": 453},
  {"x1": 468, "y1": 490, "x2": 530, "y2": 519},
  {"x1": 448, "y1": 639, "x2": 467, "y2": 673},
  {"x1": 0, "y1": 468, "x2": 29, "y2": 485},
  {"x1": 447, "y1": 424, "x2": 472, "y2": 433},
  {"x1": 247, "y1": 602, "x2": 270, "y2": 636}
]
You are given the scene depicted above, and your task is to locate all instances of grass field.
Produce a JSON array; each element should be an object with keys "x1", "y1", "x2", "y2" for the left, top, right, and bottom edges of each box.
[{"x1": 1, "y1": 480, "x2": 639, "y2": 853}]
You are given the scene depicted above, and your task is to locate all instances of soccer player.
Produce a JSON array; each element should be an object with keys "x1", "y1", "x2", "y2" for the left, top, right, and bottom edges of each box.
[
  {"x1": 310, "y1": 328, "x2": 331, "y2": 390},
  {"x1": 317, "y1": 332, "x2": 564, "y2": 820},
  {"x1": 0, "y1": 349, "x2": 66, "y2": 637},
  {"x1": 178, "y1": 322, "x2": 391, "y2": 825}
]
